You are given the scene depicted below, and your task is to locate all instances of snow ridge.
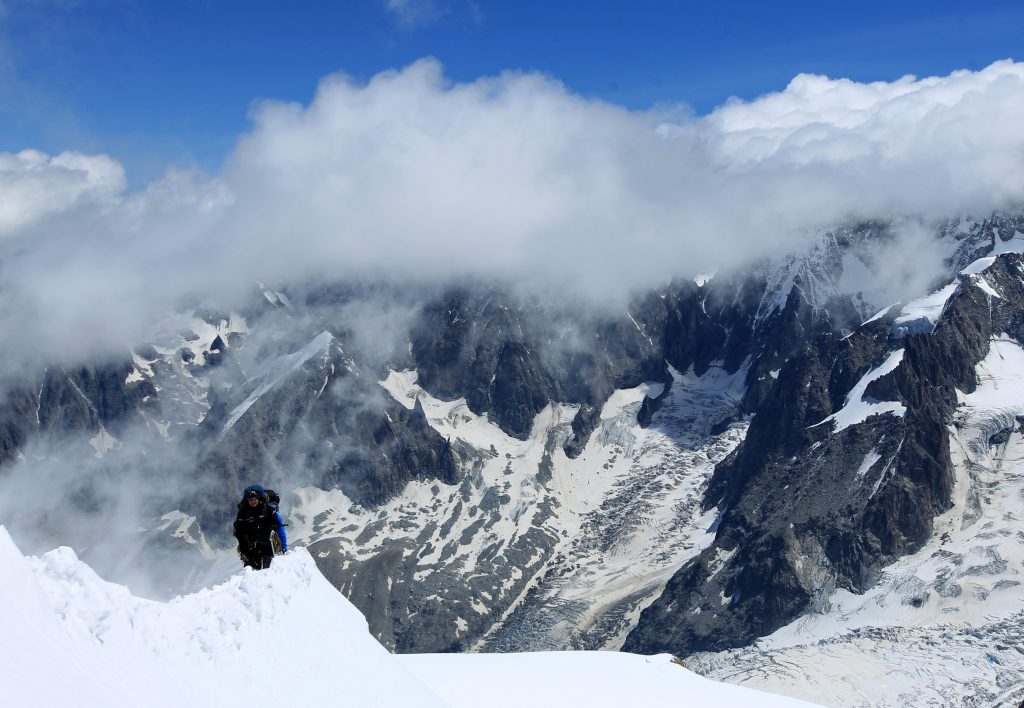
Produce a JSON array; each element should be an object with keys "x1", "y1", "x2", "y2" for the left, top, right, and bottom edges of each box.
[
  {"x1": 0, "y1": 526, "x2": 816, "y2": 708},
  {"x1": 1, "y1": 526, "x2": 446, "y2": 708}
]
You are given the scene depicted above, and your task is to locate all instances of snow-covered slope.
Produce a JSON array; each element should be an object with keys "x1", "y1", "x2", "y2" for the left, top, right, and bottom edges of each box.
[
  {"x1": 0, "y1": 525, "x2": 817, "y2": 708},
  {"x1": 1, "y1": 526, "x2": 447, "y2": 708},
  {"x1": 400, "y1": 651, "x2": 818, "y2": 708}
]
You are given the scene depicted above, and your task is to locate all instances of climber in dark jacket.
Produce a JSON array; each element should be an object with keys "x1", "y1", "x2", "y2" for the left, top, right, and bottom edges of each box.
[{"x1": 233, "y1": 485, "x2": 287, "y2": 570}]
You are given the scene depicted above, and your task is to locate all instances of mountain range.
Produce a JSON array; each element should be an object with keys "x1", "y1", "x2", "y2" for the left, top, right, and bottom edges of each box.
[{"x1": 3, "y1": 215, "x2": 1024, "y2": 705}]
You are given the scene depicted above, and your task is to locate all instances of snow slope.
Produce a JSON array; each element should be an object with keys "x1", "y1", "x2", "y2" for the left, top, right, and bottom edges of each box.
[
  {"x1": 0, "y1": 525, "x2": 818, "y2": 707},
  {"x1": 399, "y1": 651, "x2": 819, "y2": 708},
  {"x1": 1, "y1": 526, "x2": 446, "y2": 708}
]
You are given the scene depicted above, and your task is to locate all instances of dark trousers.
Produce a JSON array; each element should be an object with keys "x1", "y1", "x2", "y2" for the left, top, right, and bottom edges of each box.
[{"x1": 243, "y1": 552, "x2": 274, "y2": 570}]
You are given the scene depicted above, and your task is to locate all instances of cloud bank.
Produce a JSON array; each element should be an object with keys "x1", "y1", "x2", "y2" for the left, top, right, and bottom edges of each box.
[
  {"x1": 0, "y1": 149, "x2": 124, "y2": 235},
  {"x1": 2, "y1": 58, "x2": 1024, "y2": 365}
]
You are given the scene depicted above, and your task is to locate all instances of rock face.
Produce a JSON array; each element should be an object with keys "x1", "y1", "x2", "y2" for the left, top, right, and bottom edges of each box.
[
  {"x1": 241, "y1": 225, "x2": 902, "y2": 651},
  {"x1": 182, "y1": 328, "x2": 462, "y2": 537},
  {"x1": 624, "y1": 240, "x2": 1024, "y2": 656},
  {"x1": 2, "y1": 215, "x2": 1021, "y2": 659},
  {"x1": 0, "y1": 361, "x2": 155, "y2": 466},
  {"x1": 409, "y1": 287, "x2": 666, "y2": 441}
]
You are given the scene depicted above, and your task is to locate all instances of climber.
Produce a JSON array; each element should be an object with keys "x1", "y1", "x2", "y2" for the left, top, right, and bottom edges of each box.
[{"x1": 232, "y1": 484, "x2": 287, "y2": 570}]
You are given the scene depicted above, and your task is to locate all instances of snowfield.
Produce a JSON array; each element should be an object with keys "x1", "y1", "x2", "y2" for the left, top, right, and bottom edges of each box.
[{"x1": 0, "y1": 526, "x2": 817, "y2": 707}]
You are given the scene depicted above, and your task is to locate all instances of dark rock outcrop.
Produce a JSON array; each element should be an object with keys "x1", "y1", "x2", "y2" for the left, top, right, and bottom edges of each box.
[
  {"x1": 625, "y1": 250, "x2": 1024, "y2": 656},
  {"x1": 0, "y1": 360, "x2": 155, "y2": 468},
  {"x1": 188, "y1": 334, "x2": 460, "y2": 536}
]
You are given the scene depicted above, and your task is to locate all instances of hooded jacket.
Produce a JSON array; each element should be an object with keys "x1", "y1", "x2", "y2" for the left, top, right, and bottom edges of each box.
[{"x1": 233, "y1": 498, "x2": 287, "y2": 554}]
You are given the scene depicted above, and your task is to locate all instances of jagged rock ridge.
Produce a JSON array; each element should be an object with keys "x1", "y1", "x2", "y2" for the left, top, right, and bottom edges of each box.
[{"x1": 625, "y1": 223, "x2": 1024, "y2": 655}]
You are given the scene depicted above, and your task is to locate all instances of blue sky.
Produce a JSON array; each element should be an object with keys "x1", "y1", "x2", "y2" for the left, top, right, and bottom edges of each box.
[{"x1": 1, "y1": 0, "x2": 1022, "y2": 183}]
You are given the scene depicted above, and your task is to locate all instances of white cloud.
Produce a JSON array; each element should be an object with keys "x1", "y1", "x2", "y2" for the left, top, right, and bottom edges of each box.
[
  {"x1": 217, "y1": 60, "x2": 686, "y2": 295},
  {"x1": 699, "y1": 59, "x2": 1024, "y2": 213},
  {"x1": 2, "y1": 58, "x2": 1024, "y2": 366},
  {"x1": 0, "y1": 149, "x2": 124, "y2": 235},
  {"x1": 213, "y1": 58, "x2": 1024, "y2": 297}
]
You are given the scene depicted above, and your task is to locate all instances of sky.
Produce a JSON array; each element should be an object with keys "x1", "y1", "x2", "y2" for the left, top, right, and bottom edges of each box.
[
  {"x1": 2, "y1": 0, "x2": 1023, "y2": 183},
  {"x1": 1, "y1": 0, "x2": 1024, "y2": 367}
]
